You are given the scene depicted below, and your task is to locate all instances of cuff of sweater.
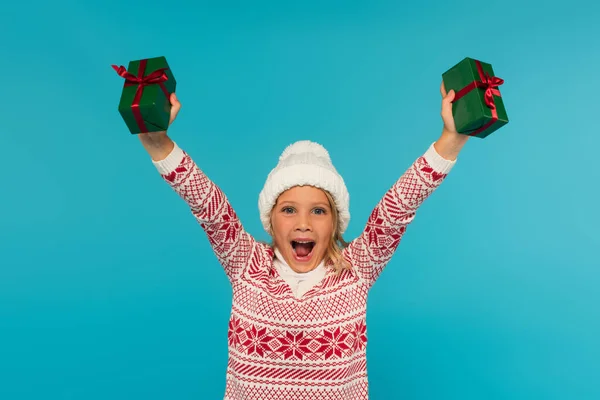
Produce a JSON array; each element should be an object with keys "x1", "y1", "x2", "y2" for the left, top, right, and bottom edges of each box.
[
  {"x1": 152, "y1": 142, "x2": 185, "y2": 175},
  {"x1": 423, "y1": 142, "x2": 456, "y2": 175}
]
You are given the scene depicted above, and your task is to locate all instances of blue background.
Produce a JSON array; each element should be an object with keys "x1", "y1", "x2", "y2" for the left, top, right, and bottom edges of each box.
[{"x1": 1, "y1": 0, "x2": 599, "y2": 398}]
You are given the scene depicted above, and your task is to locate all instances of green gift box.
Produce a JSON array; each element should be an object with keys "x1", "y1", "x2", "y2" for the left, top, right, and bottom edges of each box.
[
  {"x1": 112, "y1": 56, "x2": 177, "y2": 134},
  {"x1": 442, "y1": 57, "x2": 508, "y2": 139}
]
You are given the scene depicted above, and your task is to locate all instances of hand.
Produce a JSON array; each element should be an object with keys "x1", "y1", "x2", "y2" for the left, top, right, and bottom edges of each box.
[
  {"x1": 434, "y1": 81, "x2": 469, "y2": 160},
  {"x1": 440, "y1": 81, "x2": 459, "y2": 136},
  {"x1": 141, "y1": 92, "x2": 182, "y2": 141},
  {"x1": 138, "y1": 92, "x2": 181, "y2": 161}
]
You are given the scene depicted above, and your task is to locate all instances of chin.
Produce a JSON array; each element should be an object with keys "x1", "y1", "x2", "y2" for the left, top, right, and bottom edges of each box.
[{"x1": 290, "y1": 262, "x2": 320, "y2": 273}]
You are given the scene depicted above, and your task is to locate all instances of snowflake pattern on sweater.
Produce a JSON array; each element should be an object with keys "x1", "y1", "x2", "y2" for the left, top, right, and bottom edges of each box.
[{"x1": 154, "y1": 143, "x2": 454, "y2": 400}]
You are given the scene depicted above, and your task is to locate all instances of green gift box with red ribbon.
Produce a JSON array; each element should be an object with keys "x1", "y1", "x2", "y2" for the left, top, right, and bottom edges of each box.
[
  {"x1": 442, "y1": 57, "x2": 508, "y2": 139},
  {"x1": 112, "y1": 56, "x2": 177, "y2": 134}
]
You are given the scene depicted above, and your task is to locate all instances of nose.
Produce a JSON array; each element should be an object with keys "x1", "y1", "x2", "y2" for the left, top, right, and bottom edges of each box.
[{"x1": 295, "y1": 212, "x2": 312, "y2": 231}]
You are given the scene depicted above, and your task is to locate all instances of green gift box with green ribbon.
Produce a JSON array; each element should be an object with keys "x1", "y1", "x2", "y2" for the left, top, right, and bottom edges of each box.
[
  {"x1": 112, "y1": 56, "x2": 177, "y2": 134},
  {"x1": 442, "y1": 57, "x2": 508, "y2": 139}
]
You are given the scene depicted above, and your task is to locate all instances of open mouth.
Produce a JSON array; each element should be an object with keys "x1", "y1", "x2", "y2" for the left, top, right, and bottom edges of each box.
[{"x1": 291, "y1": 240, "x2": 315, "y2": 261}]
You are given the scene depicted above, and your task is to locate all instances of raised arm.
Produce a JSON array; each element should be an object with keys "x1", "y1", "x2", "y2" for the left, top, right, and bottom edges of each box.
[
  {"x1": 344, "y1": 82, "x2": 469, "y2": 288},
  {"x1": 137, "y1": 94, "x2": 257, "y2": 284}
]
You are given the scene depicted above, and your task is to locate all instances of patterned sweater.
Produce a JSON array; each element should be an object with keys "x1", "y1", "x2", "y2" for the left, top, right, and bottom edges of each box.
[{"x1": 153, "y1": 142, "x2": 455, "y2": 399}]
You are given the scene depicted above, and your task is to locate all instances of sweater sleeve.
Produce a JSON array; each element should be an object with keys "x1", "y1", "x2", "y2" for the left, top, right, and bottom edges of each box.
[
  {"x1": 343, "y1": 142, "x2": 456, "y2": 289},
  {"x1": 152, "y1": 143, "x2": 256, "y2": 284}
]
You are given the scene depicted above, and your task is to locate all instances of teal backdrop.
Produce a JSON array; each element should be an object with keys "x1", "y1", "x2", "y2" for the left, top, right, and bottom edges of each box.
[{"x1": 1, "y1": 0, "x2": 599, "y2": 399}]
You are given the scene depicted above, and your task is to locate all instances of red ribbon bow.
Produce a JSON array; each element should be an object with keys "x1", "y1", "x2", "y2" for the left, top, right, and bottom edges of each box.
[
  {"x1": 112, "y1": 59, "x2": 171, "y2": 132},
  {"x1": 480, "y1": 73, "x2": 504, "y2": 110},
  {"x1": 112, "y1": 65, "x2": 169, "y2": 86},
  {"x1": 452, "y1": 60, "x2": 504, "y2": 136}
]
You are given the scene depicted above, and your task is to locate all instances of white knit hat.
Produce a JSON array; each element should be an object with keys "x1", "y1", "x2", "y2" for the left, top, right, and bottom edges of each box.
[{"x1": 258, "y1": 140, "x2": 350, "y2": 234}]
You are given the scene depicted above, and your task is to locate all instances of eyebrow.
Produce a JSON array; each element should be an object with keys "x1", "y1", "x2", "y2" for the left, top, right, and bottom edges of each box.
[{"x1": 278, "y1": 201, "x2": 331, "y2": 208}]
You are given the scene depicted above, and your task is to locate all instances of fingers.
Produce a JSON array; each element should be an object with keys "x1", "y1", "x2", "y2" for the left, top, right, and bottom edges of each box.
[
  {"x1": 441, "y1": 90, "x2": 454, "y2": 116},
  {"x1": 440, "y1": 84, "x2": 457, "y2": 132},
  {"x1": 442, "y1": 88, "x2": 455, "y2": 105},
  {"x1": 170, "y1": 92, "x2": 180, "y2": 108},
  {"x1": 169, "y1": 92, "x2": 181, "y2": 124}
]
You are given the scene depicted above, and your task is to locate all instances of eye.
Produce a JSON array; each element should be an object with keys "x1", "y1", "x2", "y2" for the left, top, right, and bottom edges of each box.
[
  {"x1": 313, "y1": 207, "x2": 327, "y2": 215},
  {"x1": 281, "y1": 206, "x2": 295, "y2": 214}
]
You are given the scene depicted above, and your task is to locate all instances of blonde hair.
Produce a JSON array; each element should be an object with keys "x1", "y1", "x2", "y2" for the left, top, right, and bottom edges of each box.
[
  {"x1": 268, "y1": 187, "x2": 351, "y2": 275},
  {"x1": 321, "y1": 190, "x2": 352, "y2": 274}
]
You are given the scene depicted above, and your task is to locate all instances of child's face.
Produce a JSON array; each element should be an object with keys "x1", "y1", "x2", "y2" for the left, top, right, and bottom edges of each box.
[{"x1": 271, "y1": 185, "x2": 334, "y2": 273}]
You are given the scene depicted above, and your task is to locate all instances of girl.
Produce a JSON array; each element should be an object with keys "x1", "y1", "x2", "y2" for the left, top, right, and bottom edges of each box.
[{"x1": 137, "y1": 82, "x2": 467, "y2": 399}]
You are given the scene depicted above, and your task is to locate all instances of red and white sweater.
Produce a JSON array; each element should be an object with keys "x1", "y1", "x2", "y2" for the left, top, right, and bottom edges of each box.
[{"x1": 153, "y1": 142, "x2": 455, "y2": 399}]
